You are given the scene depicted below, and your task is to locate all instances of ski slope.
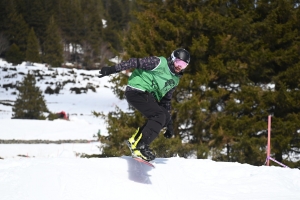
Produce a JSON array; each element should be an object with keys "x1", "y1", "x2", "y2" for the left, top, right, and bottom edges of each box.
[
  {"x1": 1, "y1": 156, "x2": 300, "y2": 200},
  {"x1": 0, "y1": 60, "x2": 300, "y2": 200}
]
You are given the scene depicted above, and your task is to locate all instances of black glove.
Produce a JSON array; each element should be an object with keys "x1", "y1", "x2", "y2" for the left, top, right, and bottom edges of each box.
[
  {"x1": 164, "y1": 120, "x2": 174, "y2": 139},
  {"x1": 99, "y1": 66, "x2": 117, "y2": 78}
]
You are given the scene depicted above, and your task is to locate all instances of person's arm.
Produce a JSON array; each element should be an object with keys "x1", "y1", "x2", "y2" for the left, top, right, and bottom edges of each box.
[
  {"x1": 115, "y1": 56, "x2": 160, "y2": 71},
  {"x1": 159, "y1": 87, "x2": 176, "y2": 113},
  {"x1": 99, "y1": 57, "x2": 160, "y2": 77},
  {"x1": 159, "y1": 87, "x2": 176, "y2": 138}
]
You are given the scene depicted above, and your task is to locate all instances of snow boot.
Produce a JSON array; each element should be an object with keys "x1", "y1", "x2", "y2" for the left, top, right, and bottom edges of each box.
[
  {"x1": 132, "y1": 142, "x2": 155, "y2": 161},
  {"x1": 126, "y1": 127, "x2": 142, "y2": 153}
]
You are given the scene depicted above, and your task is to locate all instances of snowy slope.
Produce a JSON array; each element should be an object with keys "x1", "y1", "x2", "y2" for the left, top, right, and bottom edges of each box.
[
  {"x1": 1, "y1": 157, "x2": 300, "y2": 200},
  {"x1": 1, "y1": 60, "x2": 300, "y2": 200},
  {"x1": 0, "y1": 59, "x2": 128, "y2": 132}
]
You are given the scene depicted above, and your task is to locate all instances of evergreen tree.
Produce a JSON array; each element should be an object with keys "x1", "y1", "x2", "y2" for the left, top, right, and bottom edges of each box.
[
  {"x1": 0, "y1": 0, "x2": 14, "y2": 36},
  {"x1": 43, "y1": 16, "x2": 64, "y2": 67},
  {"x1": 12, "y1": 72, "x2": 48, "y2": 119},
  {"x1": 26, "y1": 27, "x2": 40, "y2": 63},
  {"x1": 103, "y1": 0, "x2": 130, "y2": 31},
  {"x1": 1, "y1": 0, "x2": 133, "y2": 66},
  {"x1": 81, "y1": 0, "x2": 105, "y2": 68},
  {"x1": 6, "y1": 11, "x2": 29, "y2": 58},
  {"x1": 247, "y1": 0, "x2": 300, "y2": 164},
  {"x1": 5, "y1": 43, "x2": 23, "y2": 65},
  {"x1": 57, "y1": 0, "x2": 84, "y2": 63},
  {"x1": 102, "y1": 0, "x2": 131, "y2": 51},
  {"x1": 190, "y1": 0, "x2": 268, "y2": 164},
  {"x1": 101, "y1": 0, "x2": 300, "y2": 167},
  {"x1": 15, "y1": 0, "x2": 53, "y2": 53}
]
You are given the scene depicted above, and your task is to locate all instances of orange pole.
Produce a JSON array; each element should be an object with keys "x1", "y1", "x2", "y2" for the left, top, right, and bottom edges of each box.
[{"x1": 267, "y1": 115, "x2": 271, "y2": 166}]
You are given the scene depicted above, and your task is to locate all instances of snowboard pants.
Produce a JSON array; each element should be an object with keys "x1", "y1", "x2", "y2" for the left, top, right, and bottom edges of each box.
[{"x1": 125, "y1": 90, "x2": 170, "y2": 145}]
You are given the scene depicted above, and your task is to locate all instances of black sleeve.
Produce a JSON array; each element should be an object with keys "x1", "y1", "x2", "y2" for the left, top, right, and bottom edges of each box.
[
  {"x1": 114, "y1": 56, "x2": 160, "y2": 72},
  {"x1": 159, "y1": 87, "x2": 176, "y2": 113}
]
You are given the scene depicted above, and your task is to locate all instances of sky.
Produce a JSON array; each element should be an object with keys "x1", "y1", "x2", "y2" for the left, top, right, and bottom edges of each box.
[{"x1": 0, "y1": 59, "x2": 300, "y2": 200}]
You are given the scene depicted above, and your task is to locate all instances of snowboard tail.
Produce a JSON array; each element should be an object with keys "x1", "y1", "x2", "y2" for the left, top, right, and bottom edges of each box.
[{"x1": 132, "y1": 155, "x2": 155, "y2": 168}]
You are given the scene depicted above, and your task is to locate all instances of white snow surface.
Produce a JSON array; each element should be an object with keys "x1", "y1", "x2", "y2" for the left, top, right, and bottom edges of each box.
[
  {"x1": 1, "y1": 157, "x2": 300, "y2": 200},
  {"x1": 0, "y1": 60, "x2": 300, "y2": 200},
  {"x1": 0, "y1": 119, "x2": 98, "y2": 140}
]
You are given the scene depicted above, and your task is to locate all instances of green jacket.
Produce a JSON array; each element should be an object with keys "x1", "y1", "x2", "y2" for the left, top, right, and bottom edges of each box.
[{"x1": 128, "y1": 57, "x2": 180, "y2": 101}]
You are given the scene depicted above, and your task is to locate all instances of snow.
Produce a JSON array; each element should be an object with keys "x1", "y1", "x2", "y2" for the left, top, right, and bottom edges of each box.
[
  {"x1": 1, "y1": 157, "x2": 300, "y2": 200},
  {"x1": 0, "y1": 119, "x2": 98, "y2": 140},
  {"x1": 0, "y1": 59, "x2": 300, "y2": 200},
  {"x1": 0, "y1": 59, "x2": 128, "y2": 131},
  {"x1": 0, "y1": 143, "x2": 99, "y2": 158}
]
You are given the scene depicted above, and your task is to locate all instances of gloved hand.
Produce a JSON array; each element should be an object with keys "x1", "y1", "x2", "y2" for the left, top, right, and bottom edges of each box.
[
  {"x1": 164, "y1": 120, "x2": 174, "y2": 139},
  {"x1": 99, "y1": 66, "x2": 116, "y2": 78}
]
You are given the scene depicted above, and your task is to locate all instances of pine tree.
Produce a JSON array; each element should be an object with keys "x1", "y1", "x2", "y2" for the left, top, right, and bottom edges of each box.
[
  {"x1": 249, "y1": 0, "x2": 300, "y2": 164},
  {"x1": 57, "y1": 0, "x2": 84, "y2": 56},
  {"x1": 6, "y1": 11, "x2": 29, "y2": 60},
  {"x1": 187, "y1": 0, "x2": 269, "y2": 164},
  {"x1": 15, "y1": 0, "x2": 52, "y2": 53},
  {"x1": 102, "y1": 0, "x2": 300, "y2": 167},
  {"x1": 12, "y1": 72, "x2": 49, "y2": 119},
  {"x1": 26, "y1": 27, "x2": 40, "y2": 63},
  {"x1": 81, "y1": 0, "x2": 105, "y2": 68},
  {"x1": 43, "y1": 16, "x2": 64, "y2": 67},
  {"x1": 5, "y1": 43, "x2": 23, "y2": 65},
  {"x1": 0, "y1": 0, "x2": 14, "y2": 35},
  {"x1": 103, "y1": 0, "x2": 131, "y2": 52}
]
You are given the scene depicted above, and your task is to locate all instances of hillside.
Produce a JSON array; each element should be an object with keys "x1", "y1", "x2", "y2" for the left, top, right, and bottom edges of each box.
[
  {"x1": 0, "y1": 60, "x2": 299, "y2": 200},
  {"x1": 0, "y1": 59, "x2": 128, "y2": 129},
  {"x1": 0, "y1": 59, "x2": 126, "y2": 158}
]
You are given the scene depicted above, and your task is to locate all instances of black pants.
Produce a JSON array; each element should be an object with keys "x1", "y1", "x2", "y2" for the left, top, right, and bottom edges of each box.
[{"x1": 125, "y1": 90, "x2": 170, "y2": 145}]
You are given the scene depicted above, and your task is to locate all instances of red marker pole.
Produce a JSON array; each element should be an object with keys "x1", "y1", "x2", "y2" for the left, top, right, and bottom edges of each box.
[{"x1": 267, "y1": 115, "x2": 271, "y2": 166}]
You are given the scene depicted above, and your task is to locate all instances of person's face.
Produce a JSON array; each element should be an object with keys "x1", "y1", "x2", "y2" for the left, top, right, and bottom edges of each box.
[{"x1": 173, "y1": 59, "x2": 188, "y2": 73}]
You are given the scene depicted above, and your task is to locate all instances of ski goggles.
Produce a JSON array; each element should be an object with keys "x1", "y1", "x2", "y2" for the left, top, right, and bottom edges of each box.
[{"x1": 174, "y1": 58, "x2": 188, "y2": 70}]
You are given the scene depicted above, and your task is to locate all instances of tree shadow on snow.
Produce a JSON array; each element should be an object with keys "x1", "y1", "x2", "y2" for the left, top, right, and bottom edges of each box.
[{"x1": 121, "y1": 156, "x2": 155, "y2": 184}]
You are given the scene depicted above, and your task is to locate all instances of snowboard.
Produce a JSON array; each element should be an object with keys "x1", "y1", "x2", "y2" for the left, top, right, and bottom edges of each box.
[{"x1": 132, "y1": 155, "x2": 155, "y2": 168}]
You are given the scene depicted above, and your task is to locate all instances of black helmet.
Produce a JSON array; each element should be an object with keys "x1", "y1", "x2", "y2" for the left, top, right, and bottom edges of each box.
[{"x1": 171, "y1": 48, "x2": 190, "y2": 64}]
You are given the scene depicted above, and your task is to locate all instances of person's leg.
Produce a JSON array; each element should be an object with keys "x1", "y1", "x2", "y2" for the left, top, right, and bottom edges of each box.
[
  {"x1": 126, "y1": 90, "x2": 168, "y2": 143},
  {"x1": 125, "y1": 90, "x2": 170, "y2": 160}
]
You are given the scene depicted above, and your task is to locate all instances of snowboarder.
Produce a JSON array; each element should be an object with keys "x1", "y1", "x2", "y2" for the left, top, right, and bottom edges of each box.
[{"x1": 99, "y1": 48, "x2": 191, "y2": 161}]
